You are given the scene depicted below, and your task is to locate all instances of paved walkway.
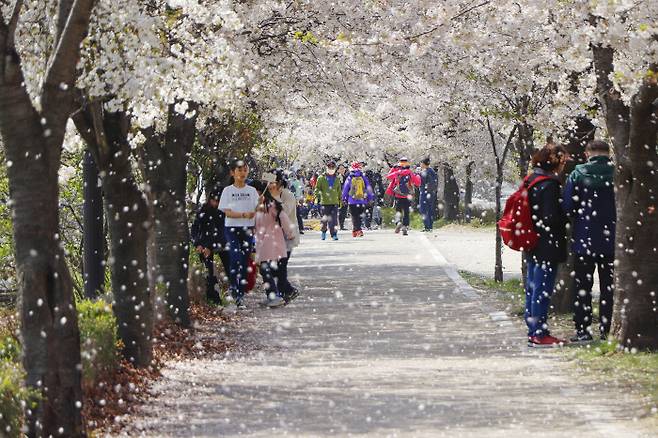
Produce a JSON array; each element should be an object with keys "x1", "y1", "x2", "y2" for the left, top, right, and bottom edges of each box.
[{"x1": 117, "y1": 230, "x2": 656, "y2": 437}]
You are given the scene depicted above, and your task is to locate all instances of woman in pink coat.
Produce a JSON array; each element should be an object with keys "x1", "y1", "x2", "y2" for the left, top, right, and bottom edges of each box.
[
  {"x1": 253, "y1": 181, "x2": 295, "y2": 308},
  {"x1": 385, "y1": 157, "x2": 421, "y2": 236}
]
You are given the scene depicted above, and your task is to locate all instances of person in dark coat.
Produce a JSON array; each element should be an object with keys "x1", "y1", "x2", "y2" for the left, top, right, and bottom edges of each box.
[
  {"x1": 562, "y1": 140, "x2": 616, "y2": 342},
  {"x1": 191, "y1": 190, "x2": 229, "y2": 304},
  {"x1": 337, "y1": 163, "x2": 349, "y2": 230},
  {"x1": 418, "y1": 158, "x2": 439, "y2": 232},
  {"x1": 525, "y1": 145, "x2": 569, "y2": 348}
]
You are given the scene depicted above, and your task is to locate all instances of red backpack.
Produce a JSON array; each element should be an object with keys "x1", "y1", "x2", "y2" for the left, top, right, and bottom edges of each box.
[{"x1": 498, "y1": 175, "x2": 551, "y2": 252}]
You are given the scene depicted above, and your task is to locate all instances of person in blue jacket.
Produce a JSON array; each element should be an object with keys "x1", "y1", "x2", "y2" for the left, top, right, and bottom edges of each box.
[
  {"x1": 341, "y1": 161, "x2": 375, "y2": 237},
  {"x1": 562, "y1": 140, "x2": 616, "y2": 343},
  {"x1": 418, "y1": 158, "x2": 439, "y2": 232}
]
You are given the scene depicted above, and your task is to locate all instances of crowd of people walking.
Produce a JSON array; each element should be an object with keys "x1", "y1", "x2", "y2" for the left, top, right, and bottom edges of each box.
[
  {"x1": 190, "y1": 156, "x2": 440, "y2": 310},
  {"x1": 190, "y1": 144, "x2": 614, "y2": 351}
]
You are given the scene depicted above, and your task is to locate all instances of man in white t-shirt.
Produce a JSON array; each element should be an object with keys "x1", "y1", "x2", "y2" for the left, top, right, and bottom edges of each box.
[{"x1": 219, "y1": 160, "x2": 259, "y2": 308}]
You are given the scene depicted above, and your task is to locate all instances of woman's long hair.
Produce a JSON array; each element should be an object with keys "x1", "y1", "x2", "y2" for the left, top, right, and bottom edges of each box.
[
  {"x1": 253, "y1": 180, "x2": 284, "y2": 226},
  {"x1": 263, "y1": 189, "x2": 284, "y2": 226}
]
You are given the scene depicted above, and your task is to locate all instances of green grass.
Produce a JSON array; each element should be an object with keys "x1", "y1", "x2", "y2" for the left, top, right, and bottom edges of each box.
[
  {"x1": 569, "y1": 341, "x2": 658, "y2": 416},
  {"x1": 380, "y1": 206, "x2": 497, "y2": 230},
  {"x1": 460, "y1": 270, "x2": 525, "y2": 316},
  {"x1": 459, "y1": 271, "x2": 658, "y2": 418},
  {"x1": 380, "y1": 207, "x2": 425, "y2": 230}
]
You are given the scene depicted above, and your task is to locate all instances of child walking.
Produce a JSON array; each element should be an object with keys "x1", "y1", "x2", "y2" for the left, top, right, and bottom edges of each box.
[
  {"x1": 218, "y1": 159, "x2": 259, "y2": 309},
  {"x1": 253, "y1": 181, "x2": 295, "y2": 308}
]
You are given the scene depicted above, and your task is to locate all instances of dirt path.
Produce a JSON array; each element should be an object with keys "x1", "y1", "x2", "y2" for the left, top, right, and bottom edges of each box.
[{"x1": 114, "y1": 230, "x2": 656, "y2": 437}]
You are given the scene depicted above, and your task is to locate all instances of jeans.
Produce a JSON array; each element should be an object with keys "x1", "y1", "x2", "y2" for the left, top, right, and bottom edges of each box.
[
  {"x1": 573, "y1": 254, "x2": 615, "y2": 336},
  {"x1": 419, "y1": 196, "x2": 436, "y2": 230},
  {"x1": 224, "y1": 227, "x2": 254, "y2": 301},
  {"x1": 339, "y1": 205, "x2": 348, "y2": 229},
  {"x1": 349, "y1": 204, "x2": 366, "y2": 231},
  {"x1": 395, "y1": 198, "x2": 411, "y2": 227},
  {"x1": 321, "y1": 205, "x2": 339, "y2": 235},
  {"x1": 260, "y1": 261, "x2": 281, "y2": 299},
  {"x1": 525, "y1": 258, "x2": 558, "y2": 337}
]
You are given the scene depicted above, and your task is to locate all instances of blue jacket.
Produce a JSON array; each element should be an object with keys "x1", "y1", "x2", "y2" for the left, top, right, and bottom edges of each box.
[
  {"x1": 562, "y1": 156, "x2": 616, "y2": 258},
  {"x1": 419, "y1": 167, "x2": 438, "y2": 207}
]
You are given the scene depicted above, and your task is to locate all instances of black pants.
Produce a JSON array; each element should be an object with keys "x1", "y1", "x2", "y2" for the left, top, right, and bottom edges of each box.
[
  {"x1": 199, "y1": 250, "x2": 229, "y2": 304},
  {"x1": 321, "y1": 205, "x2": 339, "y2": 235},
  {"x1": 260, "y1": 261, "x2": 281, "y2": 299},
  {"x1": 296, "y1": 205, "x2": 304, "y2": 232},
  {"x1": 276, "y1": 251, "x2": 294, "y2": 295},
  {"x1": 395, "y1": 198, "x2": 411, "y2": 227},
  {"x1": 339, "y1": 205, "x2": 348, "y2": 229},
  {"x1": 573, "y1": 254, "x2": 615, "y2": 336},
  {"x1": 364, "y1": 205, "x2": 373, "y2": 229},
  {"x1": 349, "y1": 204, "x2": 366, "y2": 231}
]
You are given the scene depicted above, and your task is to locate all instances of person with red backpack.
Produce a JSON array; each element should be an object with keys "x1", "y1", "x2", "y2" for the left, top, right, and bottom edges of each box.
[
  {"x1": 341, "y1": 161, "x2": 375, "y2": 237},
  {"x1": 520, "y1": 146, "x2": 569, "y2": 347},
  {"x1": 385, "y1": 158, "x2": 421, "y2": 236}
]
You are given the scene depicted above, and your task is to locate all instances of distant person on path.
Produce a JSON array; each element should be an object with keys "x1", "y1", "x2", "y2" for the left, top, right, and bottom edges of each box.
[
  {"x1": 252, "y1": 180, "x2": 295, "y2": 308},
  {"x1": 386, "y1": 158, "x2": 421, "y2": 236},
  {"x1": 337, "y1": 163, "x2": 349, "y2": 230},
  {"x1": 288, "y1": 170, "x2": 305, "y2": 234},
  {"x1": 418, "y1": 158, "x2": 439, "y2": 232},
  {"x1": 191, "y1": 189, "x2": 228, "y2": 304},
  {"x1": 562, "y1": 140, "x2": 616, "y2": 343},
  {"x1": 315, "y1": 161, "x2": 342, "y2": 240},
  {"x1": 219, "y1": 159, "x2": 259, "y2": 309},
  {"x1": 525, "y1": 146, "x2": 569, "y2": 348},
  {"x1": 342, "y1": 161, "x2": 375, "y2": 237},
  {"x1": 269, "y1": 171, "x2": 301, "y2": 304}
]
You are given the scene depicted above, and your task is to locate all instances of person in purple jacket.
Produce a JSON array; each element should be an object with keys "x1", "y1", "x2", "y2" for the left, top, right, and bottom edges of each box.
[{"x1": 342, "y1": 161, "x2": 375, "y2": 237}]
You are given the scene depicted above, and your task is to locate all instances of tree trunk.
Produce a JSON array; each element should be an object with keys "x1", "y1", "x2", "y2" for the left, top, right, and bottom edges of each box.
[
  {"x1": 83, "y1": 150, "x2": 105, "y2": 298},
  {"x1": 73, "y1": 108, "x2": 154, "y2": 366},
  {"x1": 103, "y1": 113, "x2": 153, "y2": 366},
  {"x1": 464, "y1": 161, "x2": 474, "y2": 223},
  {"x1": 494, "y1": 168, "x2": 503, "y2": 282},
  {"x1": 593, "y1": 47, "x2": 658, "y2": 349},
  {"x1": 1, "y1": 4, "x2": 90, "y2": 433},
  {"x1": 141, "y1": 103, "x2": 199, "y2": 327},
  {"x1": 514, "y1": 123, "x2": 535, "y2": 290},
  {"x1": 442, "y1": 163, "x2": 459, "y2": 222},
  {"x1": 612, "y1": 88, "x2": 658, "y2": 349}
]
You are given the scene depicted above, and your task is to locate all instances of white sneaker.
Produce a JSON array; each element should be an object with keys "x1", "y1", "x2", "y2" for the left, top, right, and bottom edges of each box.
[{"x1": 266, "y1": 296, "x2": 286, "y2": 308}]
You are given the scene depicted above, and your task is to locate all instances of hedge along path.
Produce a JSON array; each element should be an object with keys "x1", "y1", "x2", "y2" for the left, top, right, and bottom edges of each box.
[{"x1": 114, "y1": 230, "x2": 657, "y2": 437}]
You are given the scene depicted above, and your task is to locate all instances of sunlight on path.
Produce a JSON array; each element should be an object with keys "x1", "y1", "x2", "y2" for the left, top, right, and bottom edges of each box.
[{"x1": 116, "y1": 230, "x2": 656, "y2": 438}]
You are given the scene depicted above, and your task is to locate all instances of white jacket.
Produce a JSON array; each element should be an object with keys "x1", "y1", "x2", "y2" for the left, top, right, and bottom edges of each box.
[{"x1": 275, "y1": 188, "x2": 300, "y2": 251}]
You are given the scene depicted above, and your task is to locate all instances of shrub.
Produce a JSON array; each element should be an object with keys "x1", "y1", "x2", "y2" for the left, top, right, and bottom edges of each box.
[
  {"x1": 0, "y1": 325, "x2": 38, "y2": 438},
  {"x1": 77, "y1": 300, "x2": 119, "y2": 386}
]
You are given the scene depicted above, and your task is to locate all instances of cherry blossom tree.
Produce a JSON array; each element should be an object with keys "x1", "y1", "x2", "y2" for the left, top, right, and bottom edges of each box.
[{"x1": 0, "y1": 0, "x2": 95, "y2": 435}]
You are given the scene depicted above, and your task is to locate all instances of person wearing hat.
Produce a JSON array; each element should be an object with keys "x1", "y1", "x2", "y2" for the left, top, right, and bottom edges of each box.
[
  {"x1": 385, "y1": 157, "x2": 421, "y2": 235},
  {"x1": 314, "y1": 160, "x2": 342, "y2": 240},
  {"x1": 191, "y1": 188, "x2": 230, "y2": 304},
  {"x1": 342, "y1": 161, "x2": 375, "y2": 237}
]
